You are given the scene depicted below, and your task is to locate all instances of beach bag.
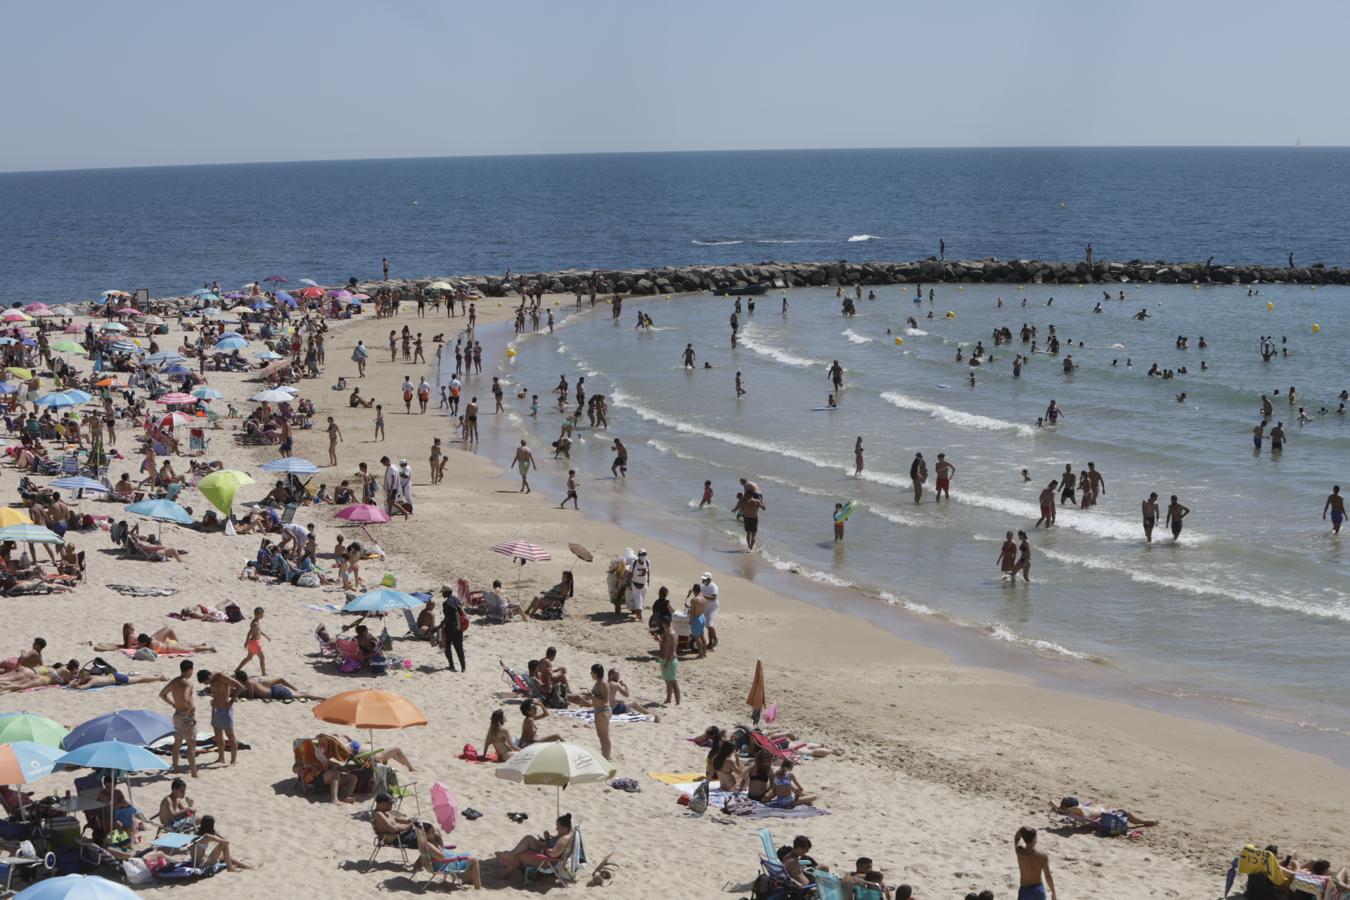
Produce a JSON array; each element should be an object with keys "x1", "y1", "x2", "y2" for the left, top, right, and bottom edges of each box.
[
  {"x1": 339, "y1": 656, "x2": 362, "y2": 673},
  {"x1": 1098, "y1": 811, "x2": 1129, "y2": 837},
  {"x1": 368, "y1": 654, "x2": 390, "y2": 675},
  {"x1": 457, "y1": 608, "x2": 470, "y2": 632},
  {"x1": 687, "y1": 779, "x2": 710, "y2": 815},
  {"x1": 84, "y1": 657, "x2": 117, "y2": 676},
  {"x1": 750, "y1": 873, "x2": 776, "y2": 900},
  {"x1": 122, "y1": 858, "x2": 153, "y2": 885}
]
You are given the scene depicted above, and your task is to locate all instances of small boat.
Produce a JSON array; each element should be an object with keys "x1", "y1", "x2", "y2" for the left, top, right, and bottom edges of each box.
[{"x1": 712, "y1": 282, "x2": 771, "y2": 296}]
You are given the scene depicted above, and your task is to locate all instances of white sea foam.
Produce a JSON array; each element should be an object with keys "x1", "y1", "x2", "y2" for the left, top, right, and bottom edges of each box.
[
  {"x1": 842, "y1": 328, "x2": 874, "y2": 345},
  {"x1": 905, "y1": 328, "x2": 929, "y2": 336},
  {"x1": 847, "y1": 234, "x2": 883, "y2": 242},
  {"x1": 691, "y1": 239, "x2": 744, "y2": 246},
  {"x1": 760, "y1": 551, "x2": 856, "y2": 589},
  {"x1": 880, "y1": 392, "x2": 1036, "y2": 438},
  {"x1": 954, "y1": 490, "x2": 1161, "y2": 543},
  {"x1": 988, "y1": 624, "x2": 1096, "y2": 661},
  {"x1": 736, "y1": 325, "x2": 826, "y2": 369}
]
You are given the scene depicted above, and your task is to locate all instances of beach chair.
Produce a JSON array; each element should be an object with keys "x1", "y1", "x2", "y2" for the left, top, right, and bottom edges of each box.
[
  {"x1": 291, "y1": 738, "x2": 323, "y2": 795},
  {"x1": 751, "y1": 731, "x2": 806, "y2": 762},
  {"x1": 366, "y1": 822, "x2": 410, "y2": 868},
  {"x1": 757, "y1": 828, "x2": 777, "y2": 862},
  {"x1": 524, "y1": 825, "x2": 586, "y2": 885},
  {"x1": 279, "y1": 503, "x2": 298, "y2": 525},
  {"x1": 413, "y1": 829, "x2": 474, "y2": 892},
  {"x1": 813, "y1": 871, "x2": 845, "y2": 900},
  {"x1": 0, "y1": 850, "x2": 55, "y2": 894},
  {"x1": 456, "y1": 577, "x2": 484, "y2": 609},
  {"x1": 370, "y1": 764, "x2": 419, "y2": 817},
  {"x1": 500, "y1": 660, "x2": 546, "y2": 704},
  {"x1": 852, "y1": 883, "x2": 884, "y2": 900},
  {"x1": 314, "y1": 627, "x2": 337, "y2": 657}
]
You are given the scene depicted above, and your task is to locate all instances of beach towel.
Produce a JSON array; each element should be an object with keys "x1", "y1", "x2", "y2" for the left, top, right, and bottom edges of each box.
[
  {"x1": 670, "y1": 782, "x2": 828, "y2": 819},
  {"x1": 303, "y1": 603, "x2": 345, "y2": 614},
  {"x1": 120, "y1": 647, "x2": 192, "y2": 658},
  {"x1": 647, "y1": 772, "x2": 704, "y2": 785},
  {"x1": 556, "y1": 708, "x2": 653, "y2": 725},
  {"x1": 106, "y1": 584, "x2": 178, "y2": 597}
]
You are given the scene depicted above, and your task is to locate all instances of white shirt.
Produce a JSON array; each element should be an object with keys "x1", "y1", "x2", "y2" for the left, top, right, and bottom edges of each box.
[
  {"x1": 384, "y1": 464, "x2": 400, "y2": 495},
  {"x1": 701, "y1": 579, "x2": 719, "y2": 601},
  {"x1": 282, "y1": 523, "x2": 307, "y2": 543},
  {"x1": 402, "y1": 380, "x2": 414, "y2": 395},
  {"x1": 631, "y1": 557, "x2": 650, "y2": 585}
]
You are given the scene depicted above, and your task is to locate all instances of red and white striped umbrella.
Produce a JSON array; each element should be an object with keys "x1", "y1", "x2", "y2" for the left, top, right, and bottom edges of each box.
[{"x1": 490, "y1": 540, "x2": 551, "y2": 562}]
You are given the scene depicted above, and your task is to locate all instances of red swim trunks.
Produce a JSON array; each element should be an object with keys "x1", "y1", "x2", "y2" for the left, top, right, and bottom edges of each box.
[{"x1": 936, "y1": 478, "x2": 950, "y2": 491}]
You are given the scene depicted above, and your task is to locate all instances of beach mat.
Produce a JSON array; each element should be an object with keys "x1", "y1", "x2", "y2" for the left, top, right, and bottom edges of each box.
[{"x1": 647, "y1": 772, "x2": 704, "y2": 785}]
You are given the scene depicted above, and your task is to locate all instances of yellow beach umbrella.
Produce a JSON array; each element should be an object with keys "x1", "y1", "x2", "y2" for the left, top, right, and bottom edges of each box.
[
  {"x1": 5, "y1": 367, "x2": 32, "y2": 380},
  {"x1": 197, "y1": 469, "x2": 255, "y2": 515},
  {"x1": 0, "y1": 508, "x2": 34, "y2": 527}
]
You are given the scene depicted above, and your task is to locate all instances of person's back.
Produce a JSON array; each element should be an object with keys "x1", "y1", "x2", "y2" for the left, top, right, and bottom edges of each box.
[{"x1": 1015, "y1": 826, "x2": 1055, "y2": 900}]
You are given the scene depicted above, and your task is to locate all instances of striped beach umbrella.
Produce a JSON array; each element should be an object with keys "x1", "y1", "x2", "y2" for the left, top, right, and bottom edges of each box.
[
  {"x1": 0, "y1": 524, "x2": 64, "y2": 544},
  {"x1": 490, "y1": 540, "x2": 551, "y2": 562}
]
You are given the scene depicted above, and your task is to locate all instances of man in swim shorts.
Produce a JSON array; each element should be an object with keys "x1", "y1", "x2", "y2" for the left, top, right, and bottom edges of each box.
[
  {"x1": 1165, "y1": 495, "x2": 1190, "y2": 541},
  {"x1": 1324, "y1": 485, "x2": 1345, "y2": 534},
  {"x1": 934, "y1": 453, "x2": 955, "y2": 501},
  {"x1": 1015, "y1": 827, "x2": 1057, "y2": 900},
  {"x1": 1141, "y1": 492, "x2": 1159, "y2": 543},
  {"x1": 1253, "y1": 419, "x2": 1266, "y2": 451},
  {"x1": 688, "y1": 587, "x2": 707, "y2": 659},
  {"x1": 510, "y1": 440, "x2": 535, "y2": 494},
  {"x1": 1035, "y1": 481, "x2": 1058, "y2": 528},
  {"x1": 159, "y1": 660, "x2": 198, "y2": 777},
  {"x1": 197, "y1": 669, "x2": 244, "y2": 767}
]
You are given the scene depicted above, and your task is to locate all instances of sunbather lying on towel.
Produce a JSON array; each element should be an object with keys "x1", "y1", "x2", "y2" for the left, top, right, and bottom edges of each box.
[
  {"x1": 69, "y1": 671, "x2": 167, "y2": 690},
  {"x1": 1052, "y1": 797, "x2": 1157, "y2": 827},
  {"x1": 234, "y1": 671, "x2": 324, "y2": 702},
  {"x1": 134, "y1": 633, "x2": 216, "y2": 655},
  {"x1": 0, "y1": 660, "x2": 79, "y2": 692},
  {"x1": 92, "y1": 623, "x2": 185, "y2": 652}
]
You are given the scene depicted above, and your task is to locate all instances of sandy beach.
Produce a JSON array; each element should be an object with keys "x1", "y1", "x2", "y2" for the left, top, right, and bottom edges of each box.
[{"x1": 3, "y1": 290, "x2": 1346, "y2": 900}]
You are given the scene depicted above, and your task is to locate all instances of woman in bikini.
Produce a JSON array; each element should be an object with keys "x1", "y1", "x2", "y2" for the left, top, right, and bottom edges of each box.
[
  {"x1": 518, "y1": 700, "x2": 562, "y2": 747},
  {"x1": 710, "y1": 740, "x2": 744, "y2": 793},
  {"x1": 92, "y1": 623, "x2": 179, "y2": 652},
  {"x1": 767, "y1": 759, "x2": 817, "y2": 808},
  {"x1": 0, "y1": 660, "x2": 79, "y2": 692},
  {"x1": 483, "y1": 709, "x2": 516, "y2": 761},
  {"x1": 588, "y1": 663, "x2": 612, "y2": 760},
  {"x1": 745, "y1": 750, "x2": 775, "y2": 801}
]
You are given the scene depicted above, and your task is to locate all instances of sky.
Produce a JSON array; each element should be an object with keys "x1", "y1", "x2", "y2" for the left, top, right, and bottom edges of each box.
[{"x1": 2, "y1": 0, "x2": 1347, "y2": 172}]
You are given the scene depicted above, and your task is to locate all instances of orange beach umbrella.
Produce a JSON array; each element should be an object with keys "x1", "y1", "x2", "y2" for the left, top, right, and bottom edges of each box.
[{"x1": 313, "y1": 688, "x2": 427, "y2": 732}]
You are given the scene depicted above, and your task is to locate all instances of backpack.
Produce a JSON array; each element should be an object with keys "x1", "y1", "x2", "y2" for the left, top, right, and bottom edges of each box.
[
  {"x1": 1098, "y1": 811, "x2": 1129, "y2": 837},
  {"x1": 686, "y1": 779, "x2": 710, "y2": 815},
  {"x1": 84, "y1": 657, "x2": 117, "y2": 676}
]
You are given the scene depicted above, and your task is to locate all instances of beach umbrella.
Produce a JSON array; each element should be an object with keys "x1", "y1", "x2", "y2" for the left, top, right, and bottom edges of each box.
[
  {"x1": 62, "y1": 710, "x2": 172, "y2": 751},
  {"x1": 115, "y1": 307, "x2": 141, "y2": 316},
  {"x1": 0, "y1": 508, "x2": 34, "y2": 527},
  {"x1": 50, "y1": 476, "x2": 109, "y2": 495},
  {"x1": 0, "y1": 713, "x2": 68, "y2": 748},
  {"x1": 5, "y1": 366, "x2": 32, "y2": 379},
  {"x1": 155, "y1": 411, "x2": 196, "y2": 429},
  {"x1": 189, "y1": 288, "x2": 214, "y2": 297},
  {"x1": 263, "y1": 275, "x2": 287, "y2": 284},
  {"x1": 256, "y1": 350, "x2": 284, "y2": 361},
  {"x1": 0, "y1": 524, "x2": 63, "y2": 545},
  {"x1": 351, "y1": 293, "x2": 370, "y2": 300},
  {"x1": 336, "y1": 503, "x2": 390, "y2": 524},
  {"x1": 155, "y1": 392, "x2": 195, "y2": 405},
  {"x1": 100, "y1": 290, "x2": 130, "y2": 298},
  {"x1": 63, "y1": 322, "x2": 83, "y2": 333},
  {"x1": 297, "y1": 286, "x2": 324, "y2": 299},
  {"x1": 277, "y1": 291, "x2": 298, "y2": 307},
  {"x1": 0, "y1": 337, "x2": 18, "y2": 346},
  {"x1": 35, "y1": 391, "x2": 82, "y2": 409},
  {"x1": 427, "y1": 281, "x2": 453, "y2": 291},
  {"x1": 344, "y1": 587, "x2": 424, "y2": 614},
  {"x1": 161, "y1": 365, "x2": 192, "y2": 377},
  {"x1": 144, "y1": 351, "x2": 184, "y2": 366},
  {"x1": 212, "y1": 337, "x2": 248, "y2": 352},
  {"x1": 568, "y1": 542, "x2": 593, "y2": 563},
  {"x1": 494, "y1": 741, "x2": 616, "y2": 817},
  {"x1": 50, "y1": 340, "x2": 87, "y2": 355},
  {"x1": 125, "y1": 498, "x2": 192, "y2": 526},
  {"x1": 0, "y1": 741, "x2": 64, "y2": 785},
  {"x1": 192, "y1": 387, "x2": 223, "y2": 400},
  {"x1": 56, "y1": 740, "x2": 168, "y2": 773},
  {"x1": 430, "y1": 782, "x2": 459, "y2": 834},
  {"x1": 260, "y1": 456, "x2": 319, "y2": 475},
  {"x1": 50, "y1": 305, "x2": 75, "y2": 316},
  {"x1": 0, "y1": 382, "x2": 18, "y2": 394},
  {"x1": 490, "y1": 540, "x2": 551, "y2": 562},
  {"x1": 106, "y1": 341, "x2": 141, "y2": 355},
  {"x1": 313, "y1": 689, "x2": 427, "y2": 737},
  {"x1": 15, "y1": 874, "x2": 140, "y2": 899},
  {"x1": 99, "y1": 322, "x2": 128, "y2": 332},
  {"x1": 250, "y1": 388, "x2": 294, "y2": 403},
  {"x1": 142, "y1": 316, "x2": 164, "y2": 325},
  {"x1": 197, "y1": 469, "x2": 254, "y2": 515},
  {"x1": 24, "y1": 303, "x2": 49, "y2": 313},
  {"x1": 1, "y1": 310, "x2": 32, "y2": 323},
  {"x1": 746, "y1": 660, "x2": 767, "y2": 724}
]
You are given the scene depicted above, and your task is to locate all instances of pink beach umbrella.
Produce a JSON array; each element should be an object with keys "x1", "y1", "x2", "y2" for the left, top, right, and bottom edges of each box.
[
  {"x1": 116, "y1": 307, "x2": 143, "y2": 316},
  {"x1": 431, "y1": 782, "x2": 459, "y2": 834},
  {"x1": 156, "y1": 392, "x2": 195, "y2": 405},
  {"x1": 336, "y1": 504, "x2": 391, "y2": 524},
  {"x1": 63, "y1": 323, "x2": 83, "y2": 333},
  {"x1": 156, "y1": 412, "x2": 197, "y2": 429},
  {"x1": 24, "y1": 303, "x2": 49, "y2": 312}
]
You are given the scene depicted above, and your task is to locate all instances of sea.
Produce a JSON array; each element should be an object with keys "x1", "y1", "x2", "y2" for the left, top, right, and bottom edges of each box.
[{"x1": 4, "y1": 148, "x2": 1348, "y2": 759}]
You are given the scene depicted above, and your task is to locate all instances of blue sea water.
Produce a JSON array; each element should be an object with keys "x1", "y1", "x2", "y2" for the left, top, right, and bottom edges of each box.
[{"x1": 5, "y1": 147, "x2": 1350, "y2": 303}]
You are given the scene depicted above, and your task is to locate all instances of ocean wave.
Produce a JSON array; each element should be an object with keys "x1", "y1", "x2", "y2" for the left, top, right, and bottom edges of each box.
[
  {"x1": 880, "y1": 392, "x2": 1036, "y2": 438},
  {"x1": 738, "y1": 325, "x2": 826, "y2": 369},
  {"x1": 692, "y1": 239, "x2": 744, "y2": 246},
  {"x1": 955, "y1": 490, "x2": 1168, "y2": 543},
  {"x1": 760, "y1": 551, "x2": 856, "y2": 589},
  {"x1": 847, "y1": 234, "x2": 882, "y2": 242},
  {"x1": 842, "y1": 328, "x2": 874, "y2": 345},
  {"x1": 1039, "y1": 547, "x2": 1350, "y2": 623},
  {"x1": 905, "y1": 328, "x2": 929, "y2": 336},
  {"x1": 988, "y1": 624, "x2": 1097, "y2": 661}
]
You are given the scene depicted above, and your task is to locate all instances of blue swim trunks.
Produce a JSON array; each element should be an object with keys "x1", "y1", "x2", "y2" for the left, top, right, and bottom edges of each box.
[
  {"x1": 210, "y1": 706, "x2": 234, "y2": 730},
  {"x1": 1333, "y1": 510, "x2": 1345, "y2": 526},
  {"x1": 689, "y1": 614, "x2": 706, "y2": 639},
  {"x1": 1018, "y1": 885, "x2": 1047, "y2": 900}
]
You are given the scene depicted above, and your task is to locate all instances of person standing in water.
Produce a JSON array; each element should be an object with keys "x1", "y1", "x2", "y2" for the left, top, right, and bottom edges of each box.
[
  {"x1": 998, "y1": 531, "x2": 1017, "y2": 580},
  {"x1": 1269, "y1": 421, "x2": 1287, "y2": 453},
  {"x1": 610, "y1": 438, "x2": 628, "y2": 478},
  {"x1": 1014, "y1": 530, "x2": 1032, "y2": 582},
  {"x1": 934, "y1": 453, "x2": 956, "y2": 501},
  {"x1": 1142, "y1": 492, "x2": 1160, "y2": 543},
  {"x1": 1253, "y1": 419, "x2": 1267, "y2": 452},
  {"x1": 854, "y1": 437, "x2": 864, "y2": 476},
  {"x1": 828, "y1": 360, "x2": 845, "y2": 392},
  {"x1": 682, "y1": 343, "x2": 696, "y2": 369},
  {"x1": 733, "y1": 488, "x2": 766, "y2": 551},
  {"x1": 1014, "y1": 827, "x2": 1057, "y2": 900},
  {"x1": 1166, "y1": 495, "x2": 1190, "y2": 541},
  {"x1": 735, "y1": 371, "x2": 746, "y2": 398},
  {"x1": 1324, "y1": 485, "x2": 1345, "y2": 534},
  {"x1": 909, "y1": 453, "x2": 927, "y2": 503},
  {"x1": 1035, "y1": 482, "x2": 1058, "y2": 528}
]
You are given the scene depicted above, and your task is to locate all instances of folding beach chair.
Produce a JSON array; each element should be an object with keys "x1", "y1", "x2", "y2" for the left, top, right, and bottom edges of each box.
[
  {"x1": 524, "y1": 825, "x2": 587, "y2": 885},
  {"x1": 414, "y1": 829, "x2": 475, "y2": 891},
  {"x1": 370, "y1": 763, "x2": 419, "y2": 817},
  {"x1": 812, "y1": 871, "x2": 846, "y2": 900}
]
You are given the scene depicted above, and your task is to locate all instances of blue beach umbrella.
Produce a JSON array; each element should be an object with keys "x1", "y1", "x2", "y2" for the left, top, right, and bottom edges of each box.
[
  {"x1": 0, "y1": 337, "x2": 18, "y2": 346},
  {"x1": 50, "y1": 476, "x2": 109, "y2": 494},
  {"x1": 217, "y1": 331, "x2": 244, "y2": 341},
  {"x1": 344, "y1": 587, "x2": 424, "y2": 613},
  {"x1": 0, "y1": 382, "x2": 18, "y2": 394},
  {"x1": 125, "y1": 498, "x2": 193, "y2": 525},
  {"x1": 62, "y1": 710, "x2": 173, "y2": 751},
  {"x1": 256, "y1": 350, "x2": 284, "y2": 361},
  {"x1": 144, "y1": 351, "x2": 184, "y2": 366},
  {"x1": 56, "y1": 739, "x2": 169, "y2": 773},
  {"x1": 260, "y1": 456, "x2": 319, "y2": 475},
  {"x1": 35, "y1": 391, "x2": 83, "y2": 409},
  {"x1": 106, "y1": 341, "x2": 141, "y2": 355},
  {"x1": 161, "y1": 365, "x2": 193, "y2": 377},
  {"x1": 63, "y1": 389, "x2": 93, "y2": 405},
  {"x1": 192, "y1": 387, "x2": 223, "y2": 400},
  {"x1": 15, "y1": 874, "x2": 141, "y2": 899},
  {"x1": 212, "y1": 337, "x2": 247, "y2": 352}
]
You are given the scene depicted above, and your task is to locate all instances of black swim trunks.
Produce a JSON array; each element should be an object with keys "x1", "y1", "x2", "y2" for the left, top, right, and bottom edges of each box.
[{"x1": 743, "y1": 516, "x2": 758, "y2": 535}]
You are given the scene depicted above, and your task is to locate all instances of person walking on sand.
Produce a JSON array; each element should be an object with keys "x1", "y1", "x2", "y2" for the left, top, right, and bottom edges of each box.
[
  {"x1": 934, "y1": 452, "x2": 956, "y2": 501},
  {"x1": 326, "y1": 416, "x2": 343, "y2": 467},
  {"x1": 909, "y1": 452, "x2": 927, "y2": 503},
  {"x1": 1142, "y1": 492, "x2": 1160, "y2": 543},
  {"x1": 659, "y1": 615, "x2": 680, "y2": 706},
  {"x1": 1035, "y1": 481, "x2": 1058, "y2": 528},
  {"x1": 628, "y1": 550, "x2": 651, "y2": 616},
  {"x1": 429, "y1": 438, "x2": 444, "y2": 484},
  {"x1": 401, "y1": 376, "x2": 414, "y2": 414},
  {"x1": 374, "y1": 404, "x2": 385, "y2": 441},
  {"x1": 560, "y1": 469, "x2": 579, "y2": 509},
  {"x1": 440, "y1": 588, "x2": 466, "y2": 673},
  {"x1": 159, "y1": 660, "x2": 198, "y2": 778},
  {"x1": 1166, "y1": 495, "x2": 1190, "y2": 541},
  {"x1": 382, "y1": 455, "x2": 400, "y2": 514},
  {"x1": 1015, "y1": 827, "x2": 1057, "y2": 900},
  {"x1": 236, "y1": 607, "x2": 270, "y2": 675},
  {"x1": 998, "y1": 531, "x2": 1017, "y2": 580},
  {"x1": 510, "y1": 440, "x2": 535, "y2": 493},
  {"x1": 196, "y1": 669, "x2": 244, "y2": 767},
  {"x1": 352, "y1": 340, "x2": 368, "y2": 377},
  {"x1": 854, "y1": 436, "x2": 864, "y2": 476},
  {"x1": 1324, "y1": 485, "x2": 1344, "y2": 533},
  {"x1": 417, "y1": 377, "x2": 431, "y2": 413}
]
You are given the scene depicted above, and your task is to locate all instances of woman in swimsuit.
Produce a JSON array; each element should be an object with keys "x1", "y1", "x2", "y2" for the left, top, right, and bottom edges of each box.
[
  {"x1": 588, "y1": 663, "x2": 612, "y2": 760},
  {"x1": 0, "y1": 660, "x2": 78, "y2": 692},
  {"x1": 711, "y1": 740, "x2": 743, "y2": 793},
  {"x1": 745, "y1": 750, "x2": 775, "y2": 801},
  {"x1": 518, "y1": 699, "x2": 563, "y2": 747},
  {"x1": 92, "y1": 622, "x2": 180, "y2": 652},
  {"x1": 768, "y1": 759, "x2": 817, "y2": 808},
  {"x1": 70, "y1": 671, "x2": 166, "y2": 690},
  {"x1": 483, "y1": 709, "x2": 516, "y2": 761},
  {"x1": 234, "y1": 671, "x2": 323, "y2": 702}
]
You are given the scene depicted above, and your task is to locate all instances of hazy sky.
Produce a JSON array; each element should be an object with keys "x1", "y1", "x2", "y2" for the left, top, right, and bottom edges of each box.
[{"x1": 3, "y1": 0, "x2": 1346, "y2": 172}]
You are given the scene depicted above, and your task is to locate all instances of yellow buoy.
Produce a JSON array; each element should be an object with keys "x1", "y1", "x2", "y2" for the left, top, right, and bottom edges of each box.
[
  {"x1": 894, "y1": 337, "x2": 904, "y2": 345},
  {"x1": 945, "y1": 311, "x2": 956, "y2": 319},
  {"x1": 1312, "y1": 323, "x2": 1321, "y2": 334},
  {"x1": 664, "y1": 295, "x2": 671, "y2": 300},
  {"x1": 506, "y1": 348, "x2": 518, "y2": 357},
  {"x1": 1266, "y1": 302, "x2": 1274, "y2": 312}
]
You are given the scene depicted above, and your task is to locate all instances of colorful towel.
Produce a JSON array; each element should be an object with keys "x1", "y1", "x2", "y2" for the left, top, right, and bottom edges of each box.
[
  {"x1": 556, "y1": 708, "x2": 653, "y2": 725},
  {"x1": 670, "y1": 782, "x2": 828, "y2": 819},
  {"x1": 647, "y1": 771, "x2": 705, "y2": 785},
  {"x1": 106, "y1": 584, "x2": 178, "y2": 597}
]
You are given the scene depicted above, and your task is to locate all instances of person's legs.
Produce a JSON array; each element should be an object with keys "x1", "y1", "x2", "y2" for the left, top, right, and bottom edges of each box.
[
  {"x1": 371, "y1": 747, "x2": 415, "y2": 772},
  {"x1": 595, "y1": 712, "x2": 611, "y2": 759}
]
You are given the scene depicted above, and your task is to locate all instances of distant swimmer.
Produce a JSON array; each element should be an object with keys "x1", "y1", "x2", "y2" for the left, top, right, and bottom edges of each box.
[
  {"x1": 1044, "y1": 400, "x2": 1064, "y2": 424},
  {"x1": 735, "y1": 371, "x2": 746, "y2": 398},
  {"x1": 781, "y1": 295, "x2": 789, "y2": 313},
  {"x1": 998, "y1": 531, "x2": 1017, "y2": 580},
  {"x1": 1062, "y1": 355, "x2": 1076, "y2": 374},
  {"x1": 1014, "y1": 531, "x2": 1032, "y2": 582},
  {"x1": 1165, "y1": 495, "x2": 1190, "y2": 541},
  {"x1": 1141, "y1": 492, "x2": 1160, "y2": 543},
  {"x1": 699, "y1": 480, "x2": 713, "y2": 509},
  {"x1": 1022, "y1": 469, "x2": 1031, "y2": 483},
  {"x1": 1324, "y1": 485, "x2": 1345, "y2": 534},
  {"x1": 854, "y1": 437, "x2": 864, "y2": 476},
  {"x1": 610, "y1": 438, "x2": 628, "y2": 478},
  {"x1": 1133, "y1": 308, "x2": 1151, "y2": 320},
  {"x1": 909, "y1": 453, "x2": 927, "y2": 504},
  {"x1": 1035, "y1": 481, "x2": 1059, "y2": 528},
  {"x1": 828, "y1": 360, "x2": 845, "y2": 391},
  {"x1": 682, "y1": 343, "x2": 696, "y2": 369},
  {"x1": 934, "y1": 453, "x2": 956, "y2": 501},
  {"x1": 1270, "y1": 421, "x2": 1286, "y2": 452},
  {"x1": 1260, "y1": 394, "x2": 1274, "y2": 418}
]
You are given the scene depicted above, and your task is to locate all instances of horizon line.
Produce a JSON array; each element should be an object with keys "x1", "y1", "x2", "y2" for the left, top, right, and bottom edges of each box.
[{"x1": 0, "y1": 142, "x2": 1337, "y2": 177}]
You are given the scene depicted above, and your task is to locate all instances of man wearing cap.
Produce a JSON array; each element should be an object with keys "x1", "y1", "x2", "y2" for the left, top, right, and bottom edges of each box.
[
  {"x1": 700, "y1": 573, "x2": 720, "y2": 650},
  {"x1": 627, "y1": 550, "x2": 651, "y2": 616}
]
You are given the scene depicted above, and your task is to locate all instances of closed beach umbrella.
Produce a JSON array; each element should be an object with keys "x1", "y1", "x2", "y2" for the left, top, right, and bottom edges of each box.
[
  {"x1": 344, "y1": 587, "x2": 424, "y2": 613},
  {"x1": 260, "y1": 456, "x2": 319, "y2": 475},
  {"x1": 0, "y1": 524, "x2": 63, "y2": 545},
  {"x1": 63, "y1": 710, "x2": 173, "y2": 751},
  {"x1": 494, "y1": 741, "x2": 616, "y2": 816},
  {"x1": 0, "y1": 741, "x2": 65, "y2": 784},
  {"x1": 313, "y1": 689, "x2": 427, "y2": 733},
  {"x1": 192, "y1": 387, "x2": 223, "y2": 400},
  {"x1": 336, "y1": 503, "x2": 390, "y2": 524},
  {"x1": 0, "y1": 508, "x2": 34, "y2": 528},
  {"x1": 746, "y1": 660, "x2": 767, "y2": 722},
  {"x1": 430, "y1": 781, "x2": 459, "y2": 834},
  {"x1": 15, "y1": 874, "x2": 140, "y2": 899},
  {"x1": 125, "y1": 498, "x2": 193, "y2": 526},
  {"x1": 0, "y1": 713, "x2": 69, "y2": 748},
  {"x1": 197, "y1": 469, "x2": 254, "y2": 515}
]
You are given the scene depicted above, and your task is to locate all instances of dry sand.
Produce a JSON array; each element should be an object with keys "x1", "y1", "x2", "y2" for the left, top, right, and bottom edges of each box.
[{"x1": 3, "y1": 294, "x2": 1346, "y2": 899}]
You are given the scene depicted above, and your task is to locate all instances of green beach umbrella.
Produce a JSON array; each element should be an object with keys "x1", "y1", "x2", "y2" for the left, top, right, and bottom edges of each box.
[
  {"x1": 0, "y1": 524, "x2": 64, "y2": 545},
  {"x1": 197, "y1": 469, "x2": 254, "y2": 515},
  {"x1": 51, "y1": 340, "x2": 88, "y2": 355},
  {"x1": 0, "y1": 713, "x2": 70, "y2": 748}
]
